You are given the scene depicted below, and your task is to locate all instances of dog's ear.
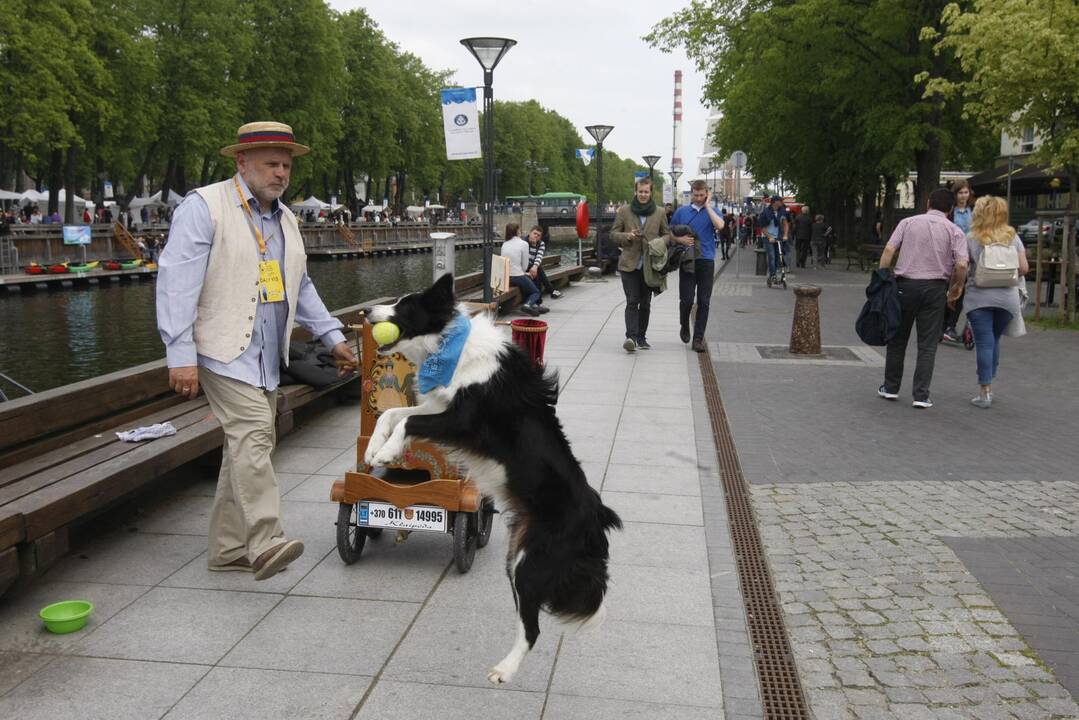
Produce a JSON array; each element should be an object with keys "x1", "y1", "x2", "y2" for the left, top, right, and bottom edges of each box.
[{"x1": 423, "y1": 272, "x2": 456, "y2": 309}]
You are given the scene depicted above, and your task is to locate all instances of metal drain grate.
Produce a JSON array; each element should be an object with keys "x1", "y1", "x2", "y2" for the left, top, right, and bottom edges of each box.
[{"x1": 699, "y1": 352, "x2": 810, "y2": 719}]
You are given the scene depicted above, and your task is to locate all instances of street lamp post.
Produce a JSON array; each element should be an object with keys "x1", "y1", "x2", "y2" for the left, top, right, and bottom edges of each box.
[
  {"x1": 493, "y1": 168, "x2": 502, "y2": 209},
  {"x1": 524, "y1": 159, "x2": 538, "y2": 197},
  {"x1": 670, "y1": 170, "x2": 682, "y2": 209},
  {"x1": 537, "y1": 166, "x2": 548, "y2": 195},
  {"x1": 461, "y1": 36, "x2": 516, "y2": 302},
  {"x1": 586, "y1": 124, "x2": 613, "y2": 260},
  {"x1": 642, "y1": 155, "x2": 660, "y2": 182}
]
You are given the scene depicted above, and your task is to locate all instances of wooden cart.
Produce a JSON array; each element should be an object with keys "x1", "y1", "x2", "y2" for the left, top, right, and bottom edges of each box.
[{"x1": 330, "y1": 313, "x2": 495, "y2": 573}]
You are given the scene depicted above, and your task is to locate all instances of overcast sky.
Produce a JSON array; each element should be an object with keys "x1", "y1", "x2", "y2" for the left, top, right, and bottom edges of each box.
[{"x1": 328, "y1": 0, "x2": 713, "y2": 193}]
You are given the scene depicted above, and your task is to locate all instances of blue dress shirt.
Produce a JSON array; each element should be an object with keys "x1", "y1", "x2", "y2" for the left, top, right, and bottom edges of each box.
[
  {"x1": 157, "y1": 175, "x2": 345, "y2": 391},
  {"x1": 671, "y1": 203, "x2": 718, "y2": 260}
]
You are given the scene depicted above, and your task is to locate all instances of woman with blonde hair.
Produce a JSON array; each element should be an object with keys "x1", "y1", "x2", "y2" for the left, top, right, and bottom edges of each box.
[{"x1": 960, "y1": 196, "x2": 1029, "y2": 408}]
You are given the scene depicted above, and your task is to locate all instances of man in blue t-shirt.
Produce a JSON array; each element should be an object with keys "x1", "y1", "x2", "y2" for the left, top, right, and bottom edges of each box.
[{"x1": 670, "y1": 180, "x2": 726, "y2": 352}]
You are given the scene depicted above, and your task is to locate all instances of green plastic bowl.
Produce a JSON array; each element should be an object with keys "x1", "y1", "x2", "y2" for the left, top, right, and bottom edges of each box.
[{"x1": 39, "y1": 600, "x2": 94, "y2": 634}]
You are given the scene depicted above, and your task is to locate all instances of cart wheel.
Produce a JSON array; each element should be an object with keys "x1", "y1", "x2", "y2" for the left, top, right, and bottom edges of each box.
[
  {"x1": 453, "y1": 511, "x2": 477, "y2": 573},
  {"x1": 781, "y1": 278, "x2": 788, "y2": 289},
  {"x1": 476, "y1": 497, "x2": 495, "y2": 549},
  {"x1": 336, "y1": 503, "x2": 366, "y2": 564}
]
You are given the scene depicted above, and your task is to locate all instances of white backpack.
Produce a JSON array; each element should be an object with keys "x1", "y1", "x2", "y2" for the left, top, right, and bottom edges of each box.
[{"x1": 975, "y1": 241, "x2": 1020, "y2": 288}]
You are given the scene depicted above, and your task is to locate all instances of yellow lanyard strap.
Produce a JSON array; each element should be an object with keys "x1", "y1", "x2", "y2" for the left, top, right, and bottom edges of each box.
[{"x1": 234, "y1": 176, "x2": 268, "y2": 255}]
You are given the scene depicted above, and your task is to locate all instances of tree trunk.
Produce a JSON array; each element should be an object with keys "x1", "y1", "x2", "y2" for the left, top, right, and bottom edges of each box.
[
  {"x1": 63, "y1": 145, "x2": 78, "y2": 225},
  {"x1": 128, "y1": 141, "x2": 158, "y2": 205},
  {"x1": 47, "y1": 149, "x2": 62, "y2": 216},
  {"x1": 859, "y1": 190, "x2": 875, "y2": 245},
  {"x1": 161, "y1": 156, "x2": 175, "y2": 208},
  {"x1": 200, "y1": 155, "x2": 212, "y2": 188},
  {"x1": 913, "y1": 135, "x2": 942, "y2": 212},
  {"x1": 14, "y1": 151, "x2": 26, "y2": 192},
  {"x1": 881, "y1": 174, "x2": 897, "y2": 240},
  {"x1": 0, "y1": 144, "x2": 9, "y2": 190},
  {"x1": 344, "y1": 165, "x2": 356, "y2": 215},
  {"x1": 175, "y1": 162, "x2": 187, "y2": 195},
  {"x1": 94, "y1": 155, "x2": 106, "y2": 207}
]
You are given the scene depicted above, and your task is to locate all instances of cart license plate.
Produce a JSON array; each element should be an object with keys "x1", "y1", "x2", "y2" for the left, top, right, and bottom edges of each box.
[{"x1": 358, "y1": 502, "x2": 447, "y2": 532}]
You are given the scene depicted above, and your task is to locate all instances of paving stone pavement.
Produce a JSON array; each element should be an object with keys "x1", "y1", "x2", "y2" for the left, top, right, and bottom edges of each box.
[
  {"x1": 0, "y1": 271, "x2": 755, "y2": 720},
  {"x1": 714, "y1": 255, "x2": 1079, "y2": 719}
]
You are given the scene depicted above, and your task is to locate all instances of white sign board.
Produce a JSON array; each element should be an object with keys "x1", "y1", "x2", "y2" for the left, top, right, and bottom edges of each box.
[{"x1": 441, "y1": 88, "x2": 482, "y2": 160}]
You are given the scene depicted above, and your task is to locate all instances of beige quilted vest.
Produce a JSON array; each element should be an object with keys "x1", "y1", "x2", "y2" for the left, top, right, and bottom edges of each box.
[{"x1": 191, "y1": 178, "x2": 306, "y2": 364}]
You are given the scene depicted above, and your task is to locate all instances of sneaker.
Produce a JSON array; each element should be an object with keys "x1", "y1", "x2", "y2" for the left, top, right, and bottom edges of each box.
[
  {"x1": 912, "y1": 398, "x2": 933, "y2": 409},
  {"x1": 252, "y1": 539, "x2": 304, "y2": 581},
  {"x1": 521, "y1": 304, "x2": 540, "y2": 317},
  {"x1": 971, "y1": 395, "x2": 992, "y2": 409},
  {"x1": 691, "y1": 339, "x2": 706, "y2": 353},
  {"x1": 550, "y1": 290, "x2": 563, "y2": 299},
  {"x1": 877, "y1": 385, "x2": 898, "y2": 401},
  {"x1": 622, "y1": 337, "x2": 636, "y2": 353},
  {"x1": 636, "y1": 338, "x2": 651, "y2": 350},
  {"x1": 535, "y1": 304, "x2": 550, "y2": 314},
  {"x1": 942, "y1": 330, "x2": 959, "y2": 343},
  {"x1": 679, "y1": 325, "x2": 690, "y2": 344}
]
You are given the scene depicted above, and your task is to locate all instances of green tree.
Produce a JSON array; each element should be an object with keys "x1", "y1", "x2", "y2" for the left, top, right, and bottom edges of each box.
[
  {"x1": 147, "y1": 0, "x2": 250, "y2": 200},
  {"x1": 923, "y1": 0, "x2": 1079, "y2": 215},
  {"x1": 238, "y1": 0, "x2": 344, "y2": 200},
  {"x1": 647, "y1": 0, "x2": 991, "y2": 241}
]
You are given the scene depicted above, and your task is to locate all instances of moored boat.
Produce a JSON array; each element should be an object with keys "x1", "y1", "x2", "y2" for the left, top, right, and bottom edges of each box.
[
  {"x1": 25, "y1": 263, "x2": 45, "y2": 275},
  {"x1": 47, "y1": 264, "x2": 69, "y2": 274}
]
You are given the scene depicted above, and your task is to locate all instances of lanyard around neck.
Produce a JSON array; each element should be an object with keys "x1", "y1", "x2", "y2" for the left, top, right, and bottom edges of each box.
[{"x1": 233, "y1": 176, "x2": 268, "y2": 255}]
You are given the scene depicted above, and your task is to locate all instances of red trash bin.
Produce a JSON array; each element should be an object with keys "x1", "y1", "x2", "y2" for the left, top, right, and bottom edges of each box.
[{"x1": 509, "y1": 319, "x2": 548, "y2": 368}]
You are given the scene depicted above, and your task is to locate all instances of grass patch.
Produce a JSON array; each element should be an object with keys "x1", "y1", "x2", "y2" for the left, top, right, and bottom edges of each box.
[{"x1": 1028, "y1": 314, "x2": 1079, "y2": 331}]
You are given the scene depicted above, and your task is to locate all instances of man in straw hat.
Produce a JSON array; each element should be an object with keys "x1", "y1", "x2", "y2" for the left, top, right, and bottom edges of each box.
[{"x1": 156, "y1": 121, "x2": 357, "y2": 580}]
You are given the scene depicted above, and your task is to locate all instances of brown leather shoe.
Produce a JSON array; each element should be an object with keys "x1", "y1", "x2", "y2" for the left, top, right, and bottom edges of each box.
[
  {"x1": 692, "y1": 339, "x2": 707, "y2": 353},
  {"x1": 252, "y1": 539, "x2": 304, "y2": 581},
  {"x1": 208, "y1": 557, "x2": 254, "y2": 573}
]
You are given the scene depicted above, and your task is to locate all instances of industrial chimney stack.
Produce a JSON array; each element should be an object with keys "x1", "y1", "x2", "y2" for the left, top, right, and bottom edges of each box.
[{"x1": 672, "y1": 71, "x2": 684, "y2": 183}]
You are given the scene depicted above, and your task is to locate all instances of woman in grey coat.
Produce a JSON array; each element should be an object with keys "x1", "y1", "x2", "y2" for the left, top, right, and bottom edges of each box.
[{"x1": 960, "y1": 196, "x2": 1029, "y2": 409}]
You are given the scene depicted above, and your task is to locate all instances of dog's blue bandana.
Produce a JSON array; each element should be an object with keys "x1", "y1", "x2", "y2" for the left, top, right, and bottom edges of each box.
[{"x1": 418, "y1": 313, "x2": 471, "y2": 393}]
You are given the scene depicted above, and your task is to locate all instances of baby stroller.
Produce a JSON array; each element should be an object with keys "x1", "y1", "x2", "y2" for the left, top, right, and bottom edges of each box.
[{"x1": 766, "y1": 239, "x2": 788, "y2": 290}]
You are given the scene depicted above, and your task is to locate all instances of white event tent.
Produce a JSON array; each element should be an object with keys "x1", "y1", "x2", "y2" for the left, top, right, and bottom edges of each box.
[{"x1": 128, "y1": 189, "x2": 184, "y2": 210}]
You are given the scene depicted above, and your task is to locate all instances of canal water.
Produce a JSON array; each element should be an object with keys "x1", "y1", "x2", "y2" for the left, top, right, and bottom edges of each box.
[{"x1": 0, "y1": 240, "x2": 582, "y2": 396}]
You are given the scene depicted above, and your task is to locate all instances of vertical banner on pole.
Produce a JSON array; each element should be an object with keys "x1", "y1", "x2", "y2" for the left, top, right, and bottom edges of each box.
[
  {"x1": 576, "y1": 148, "x2": 594, "y2": 166},
  {"x1": 441, "y1": 88, "x2": 482, "y2": 160}
]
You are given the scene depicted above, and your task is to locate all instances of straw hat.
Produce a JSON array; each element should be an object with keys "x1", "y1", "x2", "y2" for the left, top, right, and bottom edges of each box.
[{"x1": 220, "y1": 121, "x2": 310, "y2": 158}]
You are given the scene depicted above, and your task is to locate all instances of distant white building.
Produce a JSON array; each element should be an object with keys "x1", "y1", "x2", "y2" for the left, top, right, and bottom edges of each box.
[{"x1": 697, "y1": 112, "x2": 754, "y2": 205}]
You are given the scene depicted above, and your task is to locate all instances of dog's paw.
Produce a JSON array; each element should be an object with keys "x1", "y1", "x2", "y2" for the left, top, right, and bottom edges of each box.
[
  {"x1": 371, "y1": 437, "x2": 404, "y2": 467},
  {"x1": 487, "y1": 666, "x2": 514, "y2": 684}
]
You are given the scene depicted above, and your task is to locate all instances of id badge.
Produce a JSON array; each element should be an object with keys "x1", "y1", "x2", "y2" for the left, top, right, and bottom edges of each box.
[{"x1": 258, "y1": 260, "x2": 285, "y2": 303}]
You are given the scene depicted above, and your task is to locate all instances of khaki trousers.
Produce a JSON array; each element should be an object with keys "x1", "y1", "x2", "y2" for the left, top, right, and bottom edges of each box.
[{"x1": 199, "y1": 369, "x2": 285, "y2": 565}]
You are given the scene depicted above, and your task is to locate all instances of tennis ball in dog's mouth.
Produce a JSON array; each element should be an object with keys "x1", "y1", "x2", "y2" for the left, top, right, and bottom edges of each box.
[{"x1": 371, "y1": 321, "x2": 401, "y2": 346}]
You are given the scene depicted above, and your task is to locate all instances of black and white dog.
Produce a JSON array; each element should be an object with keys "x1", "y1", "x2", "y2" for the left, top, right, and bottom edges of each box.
[{"x1": 363, "y1": 273, "x2": 622, "y2": 684}]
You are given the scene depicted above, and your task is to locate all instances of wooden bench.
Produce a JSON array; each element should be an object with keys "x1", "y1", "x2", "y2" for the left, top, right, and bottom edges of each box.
[
  {"x1": 0, "y1": 304, "x2": 370, "y2": 596},
  {"x1": 848, "y1": 243, "x2": 886, "y2": 271},
  {"x1": 456, "y1": 255, "x2": 586, "y2": 313}
]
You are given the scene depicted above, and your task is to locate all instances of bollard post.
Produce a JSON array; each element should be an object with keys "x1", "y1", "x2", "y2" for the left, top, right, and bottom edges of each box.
[
  {"x1": 789, "y1": 285, "x2": 822, "y2": 355},
  {"x1": 431, "y1": 232, "x2": 456, "y2": 282}
]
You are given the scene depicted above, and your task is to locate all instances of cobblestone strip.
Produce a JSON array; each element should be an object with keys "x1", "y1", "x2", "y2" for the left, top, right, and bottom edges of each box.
[{"x1": 751, "y1": 480, "x2": 1079, "y2": 720}]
